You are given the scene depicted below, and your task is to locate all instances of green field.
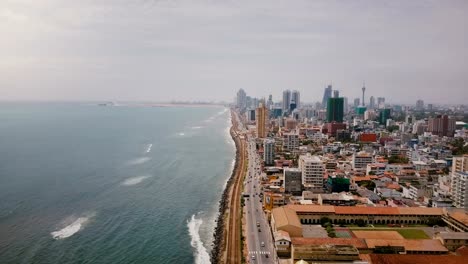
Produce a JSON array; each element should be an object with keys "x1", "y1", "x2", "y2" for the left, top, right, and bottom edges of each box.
[
  {"x1": 396, "y1": 229, "x2": 429, "y2": 239},
  {"x1": 349, "y1": 228, "x2": 430, "y2": 239}
]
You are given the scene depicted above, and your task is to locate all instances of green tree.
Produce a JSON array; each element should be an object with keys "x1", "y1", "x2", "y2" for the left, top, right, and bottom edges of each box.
[
  {"x1": 356, "y1": 219, "x2": 366, "y2": 227},
  {"x1": 320, "y1": 217, "x2": 332, "y2": 226}
]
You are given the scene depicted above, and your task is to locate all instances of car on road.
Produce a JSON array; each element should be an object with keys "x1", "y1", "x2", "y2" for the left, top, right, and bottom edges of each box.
[
  {"x1": 261, "y1": 242, "x2": 265, "y2": 247},
  {"x1": 251, "y1": 255, "x2": 256, "y2": 260},
  {"x1": 258, "y1": 228, "x2": 261, "y2": 232}
]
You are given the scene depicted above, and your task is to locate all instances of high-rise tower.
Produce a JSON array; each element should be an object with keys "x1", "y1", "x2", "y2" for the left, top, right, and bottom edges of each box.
[
  {"x1": 321, "y1": 85, "x2": 333, "y2": 109},
  {"x1": 256, "y1": 103, "x2": 269, "y2": 138},
  {"x1": 282, "y1": 90, "x2": 291, "y2": 114},
  {"x1": 291, "y1": 90, "x2": 300, "y2": 111},
  {"x1": 361, "y1": 83, "x2": 366, "y2": 106}
]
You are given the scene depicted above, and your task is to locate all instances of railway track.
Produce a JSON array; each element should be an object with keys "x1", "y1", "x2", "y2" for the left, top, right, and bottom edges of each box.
[{"x1": 225, "y1": 111, "x2": 246, "y2": 264}]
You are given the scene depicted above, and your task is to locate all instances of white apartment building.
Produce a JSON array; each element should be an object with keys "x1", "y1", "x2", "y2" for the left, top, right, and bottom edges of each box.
[
  {"x1": 453, "y1": 155, "x2": 468, "y2": 172},
  {"x1": 263, "y1": 138, "x2": 275, "y2": 166},
  {"x1": 299, "y1": 154, "x2": 324, "y2": 190},
  {"x1": 451, "y1": 171, "x2": 468, "y2": 208},
  {"x1": 352, "y1": 152, "x2": 373, "y2": 170},
  {"x1": 451, "y1": 155, "x2": 468, "y2": 208}
]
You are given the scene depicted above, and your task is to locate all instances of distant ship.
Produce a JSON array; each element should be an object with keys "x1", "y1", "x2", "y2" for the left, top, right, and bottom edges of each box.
[{"x1": 98, "y1": 102, "x2": 115, "y2": 106}]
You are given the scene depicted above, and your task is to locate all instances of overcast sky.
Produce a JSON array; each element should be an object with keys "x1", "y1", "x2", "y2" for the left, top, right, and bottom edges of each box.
[{"x1": 1, "y1": 0, "x2": 467, "y2": 104}]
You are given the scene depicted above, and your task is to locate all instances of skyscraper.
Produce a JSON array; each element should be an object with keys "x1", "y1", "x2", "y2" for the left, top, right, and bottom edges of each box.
[
  {"x1": 321, "y1": 85, "x2": 332, "y2": 109},
  {"x1": 343, "y1": 97, "x2": 349, "y2": 113},
  {"x1": 369, "y1": 96, "x2": 375, "y2": 109},
  {"x1": 333, "y1": 90, "x2": 339, "y2": 98},
  {"x1": 236, "y1": 89, "x2": 246, "y2": 110},
  {"x1": 256, "y1": 103, "x2": 269, "y2": 138},
  {"x1": 282, "y1": 90, "x2": 291, "y2": 114},
  {"x1": 377, "y1": 97, "x2": 385, "y2": 108},
  {"x1": 267, "y1": 94, "x2": 273, "y2": 109},
  {"x1": 379, "y1": 108, "x2": 391, "y2": 126},
  {"x1": 291, "y1": 90, "x2": 300, "y2": 111},
  {"x1": 353, "y1": 98, "x2": 360, "y2": 108},
  {"x1": 326, "y1": 97, "x2": 344, "y2": 123},
  {"x1": 416, "y1": 100, "x2": 424, "y2": 111}
]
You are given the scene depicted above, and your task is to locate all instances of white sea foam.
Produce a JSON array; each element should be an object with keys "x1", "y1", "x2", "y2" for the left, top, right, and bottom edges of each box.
[
  {"x1": 217, "y1": 108, "x2": 228, "y2": 116},
  {"x1": 51, "y1": 213, "x2": 95, "y2": 240},
  {"x1": 191, "y1": 126, "x2": 203, "y2": 129},
  {"x1": 146, "y1": 144, "x2": 152, "y2": 153},
  {"x1": 187, "y1": 215, "x2": 211, "y2": 264},
  {"x1": 127, "y1": 157, "x2": 151, "y2": 165},
  {"x1": 121, "y1": 175, "x2": 150, "y2": 186},
  {"x1": 178, "y1": 132, "x2": 185, "y2": 136}
]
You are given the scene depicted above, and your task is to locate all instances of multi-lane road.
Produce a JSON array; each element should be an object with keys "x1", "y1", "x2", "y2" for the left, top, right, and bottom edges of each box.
[{"x1": 244, "y1": 137, "x2": 277, "y2": 264}]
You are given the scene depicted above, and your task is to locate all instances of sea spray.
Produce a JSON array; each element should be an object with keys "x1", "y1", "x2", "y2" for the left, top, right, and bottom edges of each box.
[
  {"x1": 51, "y1": 212, "x2": 96, "y2": 240},
  {"x1": 188, "y1": 215, "x2": 211, "y2": 264}
]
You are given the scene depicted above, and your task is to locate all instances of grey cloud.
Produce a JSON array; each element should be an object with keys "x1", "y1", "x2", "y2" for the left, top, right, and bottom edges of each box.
[{"x1": 0, "y1": 0, "x2": 467, "y2": 104}]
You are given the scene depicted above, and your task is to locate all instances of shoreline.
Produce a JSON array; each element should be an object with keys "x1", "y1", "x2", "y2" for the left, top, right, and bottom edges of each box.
[{"x1": 210, "y1": 109, "x2": 241, "y2": 264}]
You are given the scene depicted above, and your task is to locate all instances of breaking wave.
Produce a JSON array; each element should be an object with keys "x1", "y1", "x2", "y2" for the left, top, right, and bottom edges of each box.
[
  {"x1": 51, "y1": 213, "x2": 95, "y2": 240},
  {"x1": 127, "y1": 157, "x2": 151, "y2": 165},
  {"x1": 146, "y1": 144, "x2": 152, "y2": 153},
  {"x1": 187, "y1": 215, "x2": 211, "y2": 264},
  {"x1": 121, "y1": 175, "x2": 150, "y2": 186}
]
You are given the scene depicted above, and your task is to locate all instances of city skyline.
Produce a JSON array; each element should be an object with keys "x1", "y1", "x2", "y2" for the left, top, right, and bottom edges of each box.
[{"x1": 1, "y1": 1, "x2": 467, "y2": 104}]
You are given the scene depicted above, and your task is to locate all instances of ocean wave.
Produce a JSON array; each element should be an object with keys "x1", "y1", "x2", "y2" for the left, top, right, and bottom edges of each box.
[
  {"x1": 127, "y1": 157, "x2": 151, "y2": 165},
  {"x1": 191, "y1": 126, "x2": 203, "y2": 129},
  {"x1": 218, "y1": 108, "x2": 228, "y2": 115},
  {"x1": 187, "y1": 215, "x2": 211, "y2": 264},
  {"x1": 121, "y1": 175, "x2": 150, "y2": 186},
  {"x1": 51, "y1": 213, "x2": 95, "y2": 240},
  {"x1": 146, "y1": 144, "x2": 152, "y2": 153}
]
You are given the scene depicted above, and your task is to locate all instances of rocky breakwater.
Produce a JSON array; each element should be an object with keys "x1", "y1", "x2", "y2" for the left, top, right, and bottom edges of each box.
[{"x1": 210, "y1": 111, "x2": 241, "y2": 264}]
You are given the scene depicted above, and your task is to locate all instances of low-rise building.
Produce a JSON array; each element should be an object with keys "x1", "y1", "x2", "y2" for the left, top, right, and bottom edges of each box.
[
  {"x1": 282, "y1": 205, "x2": 444, "y2": 226},
  {"x1": 274, "y1": 230, "x2": 292, "y2": 257},
  {"x1": 436, "y1": 232, "x2": 468, "y2": 251},
  {"x1": 353, "y1": 152, "x2": 373, "y2": 170},
  {"x1": 271, "y1": 206, "x2": 303, "y2": 237}
]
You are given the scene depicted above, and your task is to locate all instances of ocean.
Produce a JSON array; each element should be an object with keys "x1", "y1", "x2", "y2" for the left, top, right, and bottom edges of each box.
[{"x1": 0, "y1": 102, "x2": 235, "y2": 264}]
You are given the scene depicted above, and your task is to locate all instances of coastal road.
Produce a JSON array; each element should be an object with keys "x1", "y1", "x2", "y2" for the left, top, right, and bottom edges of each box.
[{"x1": 244, "y1": 137, "x2": 277, "y2": 264}]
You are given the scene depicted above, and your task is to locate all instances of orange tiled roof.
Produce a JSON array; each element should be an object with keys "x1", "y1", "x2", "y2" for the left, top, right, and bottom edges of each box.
[
  {"x1": 365, "y1": 239, "x2": 448, "y2": 252},
  {"x1": 369, "y1": 254, "x2": 467, "y2": 264},
  {"x1": 397, "y1": 207, "x2": 444, "y2": 215},
  {"x1": 291, "y1": 237, "x2": 368, "y2": 249},
  {"x1": 386, "y1": 183, "x2": 401, "y2": 190},
  {"x1": 352, "y1": 176, "x2": 371, "y2": 181},
  {"x1": 285, "y1": 205, "x2": 335, "y2": 213},
  {"x1": 334, "y1": 206, "x2": 400, "y2": 215},
  {"x1": 449, "y1": 211, "x2": 468, "y2": 226}
]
